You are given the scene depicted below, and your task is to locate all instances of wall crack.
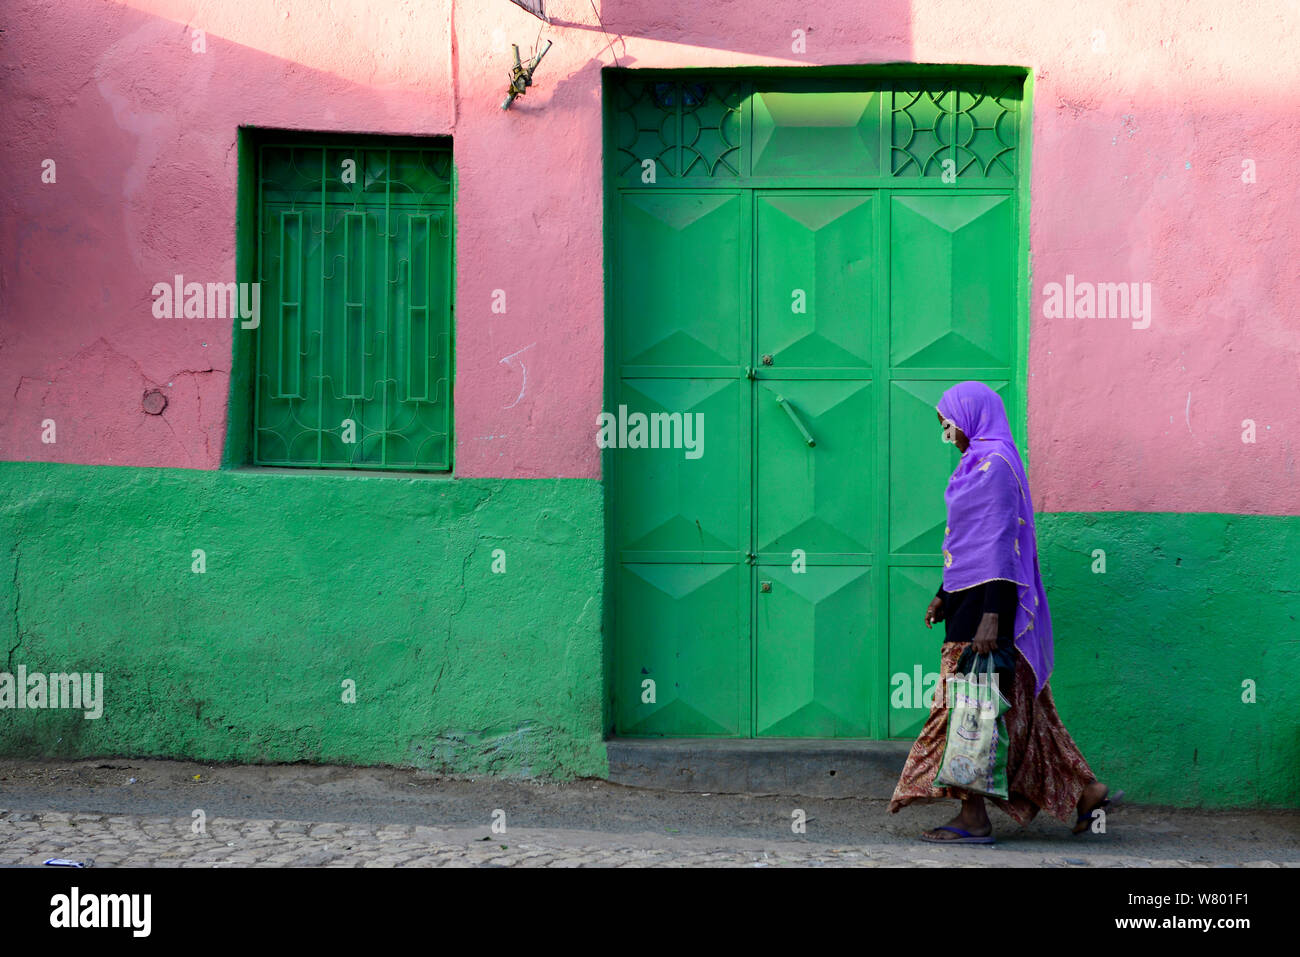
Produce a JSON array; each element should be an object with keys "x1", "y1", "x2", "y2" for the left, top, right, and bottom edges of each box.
[{"x1": 8, "y1": 541, "x2": 23, "y2": 670}]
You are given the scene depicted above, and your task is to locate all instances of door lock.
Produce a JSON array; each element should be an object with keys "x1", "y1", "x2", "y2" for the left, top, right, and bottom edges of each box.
[{"x1": 760, "y1": 581, "x2": 772, "y2": 593}]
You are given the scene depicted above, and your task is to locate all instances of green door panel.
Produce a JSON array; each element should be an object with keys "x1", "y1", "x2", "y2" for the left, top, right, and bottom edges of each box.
[
  {"x1": 888, "y1": 379, "x2": 1010, "y2": 556},
  {"x1": 617, "y1": 192, "x2": 747, "y2": 371},
  {"x1": 755, "y1": 565, "x2": 873, "y2": 736},
  {"x1": 890, "y1": 194, "x2": 1013, "y2": 369},
  {"x1": 615, "y1": 377, "x2": 748, "y2": 557},
  {"x1": 755, "y1": 192, "x2": 874, "y2": 372},
  {"x1": 887, "y1": 566, "x2": 945, "y2": 738},
  {"x1": 615, "y1": 562, "x2": 750, "y2": 736},
  {"x1": 754, "y1": 378, "x2": 873, "y2": 558},
  {"x1": 751, "y1": 82, "x2": 882, "y2": 177}
]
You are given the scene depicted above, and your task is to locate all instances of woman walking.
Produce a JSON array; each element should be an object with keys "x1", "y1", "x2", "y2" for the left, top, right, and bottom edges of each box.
[{"x1": 889, "y1": 381, "x2": 1119, "y2": 843}]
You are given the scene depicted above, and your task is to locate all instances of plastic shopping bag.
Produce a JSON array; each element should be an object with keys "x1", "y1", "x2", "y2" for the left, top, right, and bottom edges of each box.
[{"x1": 934, "y1": 652, "x2": 1011, "y2": 799}]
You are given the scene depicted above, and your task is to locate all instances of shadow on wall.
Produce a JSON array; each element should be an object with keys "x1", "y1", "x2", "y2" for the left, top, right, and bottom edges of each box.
[
  {"x1": 560, "y1": 1, "x2": 915, "y2": 63},
  {"x1": 0, "y1": 1, "x2": 453, "y2": 471}
]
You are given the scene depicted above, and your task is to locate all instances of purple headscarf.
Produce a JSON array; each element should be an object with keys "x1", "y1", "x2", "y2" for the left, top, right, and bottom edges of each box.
[{"x1": 938, "y1": 382, "x2": 1054, "y2": 695}]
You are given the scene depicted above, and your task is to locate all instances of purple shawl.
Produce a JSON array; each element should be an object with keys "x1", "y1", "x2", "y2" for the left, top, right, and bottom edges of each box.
[{"x1": 938, "y1": 382, "x2": 1054, "y2": 695}]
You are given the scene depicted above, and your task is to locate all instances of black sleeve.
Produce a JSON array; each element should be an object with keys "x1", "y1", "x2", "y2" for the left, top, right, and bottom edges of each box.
[
  {"x1": 981, "y1": 579, "x2": 1018, "y2": 619},
  {"x1": 979, "y1": 580, "x2": 999, "y2": 615}
]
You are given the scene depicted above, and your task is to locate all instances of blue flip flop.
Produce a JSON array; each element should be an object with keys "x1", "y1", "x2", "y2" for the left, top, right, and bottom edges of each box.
[
  {"x1": 920, "y1": 825, "x2": 996, "y2": 845},
  {"x1": 1074, "y1": 788, "x2": 1125, "y2": 834}
]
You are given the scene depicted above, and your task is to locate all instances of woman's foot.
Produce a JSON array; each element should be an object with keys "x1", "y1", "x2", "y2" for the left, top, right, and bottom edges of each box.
[
  {"x1": 921, "y1": 807, "x2": 992, "y2": 842},
  {"x1": 1073, "y1": 780, "x2": 1110, "y2": 834}
]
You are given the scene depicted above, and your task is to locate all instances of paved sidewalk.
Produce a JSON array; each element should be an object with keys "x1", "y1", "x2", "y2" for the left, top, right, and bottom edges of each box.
[
  {"x1": 2, "y1": 808, "x2": 1296, "y2": 868},
  {"x1": 0, "y1": 759, "x2": 1296, "y2": 867}
]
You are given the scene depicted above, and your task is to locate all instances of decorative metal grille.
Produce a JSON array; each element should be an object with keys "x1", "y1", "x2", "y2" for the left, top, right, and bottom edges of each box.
[
  {"x1": 254, "y1": 144, "x2": 453, "y2": 471},
  {"x1": 608, "y1": 74, "x2": 1020, "y2": 182},
  {"x1": 612, "y1": 79, "x2": 744, "y2": 180},
  {"x1": 889, "y1": 79, "x2": 1018, "y2": 178}
]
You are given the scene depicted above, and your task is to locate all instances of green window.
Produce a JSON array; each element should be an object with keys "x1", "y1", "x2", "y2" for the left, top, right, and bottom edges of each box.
[{"x1": 253, "y1": 140, "x2": 453, "y2": 470}]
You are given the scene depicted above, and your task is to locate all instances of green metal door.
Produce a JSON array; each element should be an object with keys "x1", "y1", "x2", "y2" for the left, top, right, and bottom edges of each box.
[
  {"x1": 886, "y1": 192, "x2": 1015, "y2": 737},
  {"x1": 613, "y1": 191, "x2": 752, "y2": 735},
  {"x1": 606, "y1": 72, "x2": 1027, "y2": 738},
  {"x1": 753, "y1": 192, "x2": 876, "y2": 736}
]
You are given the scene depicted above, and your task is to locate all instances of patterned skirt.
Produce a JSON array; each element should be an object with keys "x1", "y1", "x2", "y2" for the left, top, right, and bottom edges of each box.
[{"x1": 889, "y1": 641, "x2": 1096, "y2": 826}]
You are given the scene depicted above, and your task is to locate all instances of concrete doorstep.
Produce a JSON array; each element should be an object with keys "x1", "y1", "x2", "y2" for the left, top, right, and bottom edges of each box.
[{"x1": 606, "y1": 738, "x2": 914, "y2": 798}]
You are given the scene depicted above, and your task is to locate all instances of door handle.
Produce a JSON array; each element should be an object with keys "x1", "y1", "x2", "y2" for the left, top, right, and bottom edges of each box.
[{"x1": 775, "y1": 395, "x2": 816, "y2": 447}]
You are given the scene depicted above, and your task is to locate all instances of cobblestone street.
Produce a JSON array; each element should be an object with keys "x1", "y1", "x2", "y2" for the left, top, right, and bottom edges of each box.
[
  {"x1": 0, "y1": 807, "x2": 1295, "y2": 868},
  {"x1": 0, "y1": 759, "x2": 1296, "y2": 868}
]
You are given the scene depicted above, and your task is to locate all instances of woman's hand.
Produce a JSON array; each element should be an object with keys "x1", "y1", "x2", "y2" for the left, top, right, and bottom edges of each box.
[
  {"x1": 925, "y1": 597, "x2": 944, "y2": 629},
  {"x1": 972, "y1": 612, "x2": 998, "y2": 654}
]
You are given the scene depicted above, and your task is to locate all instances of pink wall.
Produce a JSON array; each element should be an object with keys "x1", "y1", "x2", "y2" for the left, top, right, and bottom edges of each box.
[{"x1": 2, "y1": 1, "x2": 1296, "y2": 513}]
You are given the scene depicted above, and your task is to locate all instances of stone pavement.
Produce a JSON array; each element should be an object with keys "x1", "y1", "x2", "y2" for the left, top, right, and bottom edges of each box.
[
  {"x1": 0, "y1": 759, "x2": 1296, "y2": 867},
  {"x1": 0, "y1": 808, "x2": 1295, "y2": 868}
]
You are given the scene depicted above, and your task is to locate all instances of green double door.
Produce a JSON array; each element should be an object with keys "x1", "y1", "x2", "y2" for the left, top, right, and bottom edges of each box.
[{"x1": 612, "y1": 186, "x2": 1016, "y2": 738}]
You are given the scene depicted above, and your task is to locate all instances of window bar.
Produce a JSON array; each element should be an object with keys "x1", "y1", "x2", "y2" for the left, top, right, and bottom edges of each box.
[
  {"x1": 342, "y1": 211, "x2": 366, "y2": 400},
  {"x1": 435, "y1": 213, "x2": 450, "y2": 424},
  {"x1": 317, "y1": 148, "x2": 327, "y2": 466},
  {"x1": 254, "y1": 146, "x2": 265, "y2": 462},
  {"x1": 277, "y1": 210, "x2": 304, "y2": 399},
  {"x1": 954, "y1": 87, "x2": 963, "y2": 175},
  {"x1": 675, "y1": 82, "x2": 683, "y2": 178},
  {"x1": 431, "y1": 211, "x2": 446, "y2": 404},
  {"x1": 382, "y1": 149, "x2": 392, "y2": 467},
  {"x1": 407, "y1": 213, "x2": 429, "y2": 402}
]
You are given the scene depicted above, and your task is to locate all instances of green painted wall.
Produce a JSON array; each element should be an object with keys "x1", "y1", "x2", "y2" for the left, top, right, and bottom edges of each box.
[
  {"x1": 1037, "y1": 512, "x2": 1300, "y2": 809},
  {"x1": 0, "y1": 460, "x2": 1295, "y2": 806},
  {"x1": 0, "y1": 462, "x2": 607, "y2": 779}
]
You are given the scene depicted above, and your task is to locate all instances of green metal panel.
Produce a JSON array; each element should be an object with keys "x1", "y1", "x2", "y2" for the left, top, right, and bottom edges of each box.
[
  {"x1": 615, "y1": 376, "x2": 747, "y2": 556},
  {"x1": 755, "y1": 564, "x2": 873, "y2": 736},
  {"x1": 617, "y1": 192, "x2": 746, "y2": 371},
  {"x1": 751, "y1": 189, "x2": 876, "y2": 736},
  {"x1": 605, "y1": 70, "x2": 1028, "y2": 739},
  {"x1": 888, "y1": 380, "x2": 969, "y2": 556},
  {"x1": 612, "y1": 188, "x2": 752, "y2": 733},
  {"x1": 751, "y1": 81, "x2": 881, "y2": 177},
  {"x1": 254, "y1": 144, "x2": 452, "y2": 470},
  {"x1": 616, "y1": 563, "x2": 750, "y2": 735},
  {"x1": 890, "y1": 194, "x2": 1013, "y2": 369},
  {"x1": 754, "y1": 378, "x2": 873, "y2": 557},
  {"x1": 755, "y1": 192, "x2": 874, "y2": 372},
  {"x1": 887, "y1": 565, "x2": 944, "y2": 737}
]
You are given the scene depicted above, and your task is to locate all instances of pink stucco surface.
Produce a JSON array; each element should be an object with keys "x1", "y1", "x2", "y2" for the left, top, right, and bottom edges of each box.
[{"x1": 1, "y1": 1, "x2": 1296, "y2": 512}]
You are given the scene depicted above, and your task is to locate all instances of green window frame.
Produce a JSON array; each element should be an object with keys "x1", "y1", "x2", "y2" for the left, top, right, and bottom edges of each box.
[{"x1": 241, "y1": 133, "x2": 455, "y2": 472}]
